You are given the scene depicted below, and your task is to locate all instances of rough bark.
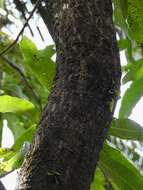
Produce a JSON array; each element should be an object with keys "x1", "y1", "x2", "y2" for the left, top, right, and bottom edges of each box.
[{"x1": 17, "y1": 0, "x2": 121, "y2": 189}]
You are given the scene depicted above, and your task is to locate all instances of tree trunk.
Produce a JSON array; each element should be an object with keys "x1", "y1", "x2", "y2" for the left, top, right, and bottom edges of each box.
[{"x1": 17, "y1": 0, "x2": 121, "y2": 189}]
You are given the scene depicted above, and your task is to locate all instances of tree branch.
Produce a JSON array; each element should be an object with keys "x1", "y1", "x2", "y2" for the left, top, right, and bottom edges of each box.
[
  {"x1": 31, "y1": 0, "x2": 55, "y2": 41},
  {"x1": 0, "y1": 0, "x2": 41, "y2": 57}
]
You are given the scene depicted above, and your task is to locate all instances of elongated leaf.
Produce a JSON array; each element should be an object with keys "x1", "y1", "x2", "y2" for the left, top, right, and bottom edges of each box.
[
  {"x1": 113, "y1": 0, "x2": 128, "y2": 32},
  {"x1": 0, "y1": 95, "x2": 35, "y2": 114},
  {"x1": 90, "y1": 168, "x2": 106, "y2": 190},
  {"x1": 99, "y1": 143, "x2": 143, "y2": 190},
  {"x1": 118, "y1": 38, "x2": 133, "y2": 61},
  {"x1": 110, "y1": 118, "x2": 143, "y2": 141},
  {"x1": 12, "y1": 125, "x2": 36, "y2": 151},
  {"x1": 120, "y1": 0, "x2": 128, "y2": 19},
  {"x1": 122, "y1": 59, "x2": 143, "y2": 84},
  {"x1": 119, "y1": 78, "x2": 143, "y2": 118}
]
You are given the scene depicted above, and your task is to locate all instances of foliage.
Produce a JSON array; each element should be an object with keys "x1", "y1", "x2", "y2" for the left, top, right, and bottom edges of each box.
[
  {"x1": 90, "y1": 168, "x2": 106, "y2": 190},
  {"x1": 110, "y1": 118, "x2": 143, "y2": 141},
  {"x1": 20, "y1": 37, "x2": 55, "y2": 90},
  {"x1": 0, "y1": 0, "x2": 143, "y2": 189},
  {"x1": 99, "y1": 143, "x2": 143, "y2": 190},
  {"x1": 0, "y1": 95, "x2": 35, "y2": 114},
  {"x1": 0, "y1": 31, "x2": 55, "y2": 177}
]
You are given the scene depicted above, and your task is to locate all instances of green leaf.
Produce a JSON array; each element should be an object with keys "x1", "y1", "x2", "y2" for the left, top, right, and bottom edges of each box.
[
  {"x1": 99, "y1": 143, "x2": 143, "y2": 190},
  {"x1": 5, "y1": 113, "x2": 26, "y2": 140},
  {"x1": 122, "y1": 59, "x2": 143, "y2": 84},
  {"x1": 127, "y1": 0, "x2": 143, "y2": 44},
  {"x1": 90, "y1": 168, "x2": 106, "y2": 190},
  {"x1": 0, "y1": 115, "x2": 3, "y2": 146},
  {"x1": 19, "y1": 36, "x2": 37, "y2": 61},
  {"x1": 120, "y1": 0, "x2": 128, "y2": 19},
  {"x1": 42, "y1": 45, "x2": 55, "y2": 58},
  {"x1": 20, "y1": 37, "x2": 56, "y2": 90},
  {"x1": 113, "y1": 0, "x2": 128, "y2": 31},
  {"x1": 110, "y1": 118, "x2": 143, "y2": 141},
  {"x1": 0, "y1": 95, "x2": 35, "y2": 114},
  {"x1": 0, "y1": 72, "x2": 24, "y2": 97},
  {"x1": 12, "y1": 125, "x2": 36, "y2": 151},
  {"x1": 0, "y1": 148, "x2": 13, "y2": 158},
  {"x1": 0, "y1": 0, "x2": 4, "y2": 8},
  {"x1": 118, "y1": 39, "x2": 130, "y2": 51},
  {"x1": 0, "y1": 147, "x2": 15, "y2": 161},
  {"x1": 119, "y1": 78, "x2": 143, "y2": 118},
  {"x1": 0, "y1": 150, "x2": 25, "y2": 177}
]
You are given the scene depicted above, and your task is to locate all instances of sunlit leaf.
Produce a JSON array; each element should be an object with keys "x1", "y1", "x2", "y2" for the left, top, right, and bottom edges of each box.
[
  {"x1": 113, "y1": 0, "x2": 128, "y2": 32},
  {"x1": 0, "y1": 148, "x2": 12, "y2": 157},
  {"x1": 0, "y1": 150, "x2": 24, "y2": 178},
  {"x1": 20, "y1": 37, "x2": 56, "y2": 90},
  {"x1": 123, "y1": 59, "x2": 143, "y2": 84},
  {"x1": 0, "y1": 95, "x2": 35, "y2": 114},
  {"x1": 90, "y1": 168, "x2": 106, "y2": 190},
  {"x1": 110, "y1": 118, "x2": 143, "y2": 141},
  {"x1": 99, "y1": 143, "x2": 143, "y2": 190},
  {"x1": 19, "y1": 36, "x2": 37, "y2": 61},
  {"x1": 0, "y1": 147, "x2": 14, "y2": 161},
  {"x1": 119, "y1": 78, "x2": 143, "y2": 118},
  {"x1": 0, "y1": 115, "x2": 3, "y2": 146}
]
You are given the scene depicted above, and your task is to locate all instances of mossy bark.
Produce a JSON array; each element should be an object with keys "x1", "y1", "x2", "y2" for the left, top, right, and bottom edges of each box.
[{"x1": 17, "y1": 0, "x2": 121, "y2": 189}]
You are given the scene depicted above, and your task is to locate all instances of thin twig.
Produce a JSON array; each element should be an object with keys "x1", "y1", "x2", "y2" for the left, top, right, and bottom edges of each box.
[
  {"x1": 0, "y1": 0, "x2": 41, "y2": 57},
  {"x1": 1, "y1": 55, "x2": 42, "y2": 111},
  {"x1": 37, "y1": 25, "x2": 45, "y2": 41}
]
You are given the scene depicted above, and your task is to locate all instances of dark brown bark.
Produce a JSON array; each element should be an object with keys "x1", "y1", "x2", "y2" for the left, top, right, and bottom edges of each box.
[{"x1": 17, "y1": 0, "x2": 121, "y2": 189}]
